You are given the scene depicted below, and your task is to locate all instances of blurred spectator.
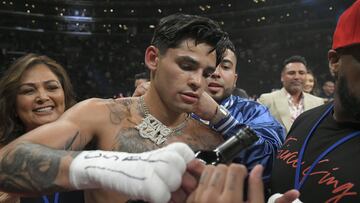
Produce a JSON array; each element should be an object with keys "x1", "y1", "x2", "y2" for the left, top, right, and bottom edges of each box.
[
  {"x1": 132, "y1": 71, "x2": 150, "y2": 97},
  {"x1": 132, "y1": 81, "x2": 150, "y2": 97},
  {"x1": 319, "y1": 80, "x2": 335, "y2": 102},
  {"x1": 134, "y1": 71, "x2": 150, "y2": 89},
  {"x1": 303, "y1": 69, "x2": 320, "y2": 96},
  {"x1": 249, "y1": 94, "x2": 258, "y2": 101},
  {"x1": 113, "y1": 92, "x2": 125, "y2": 99}
]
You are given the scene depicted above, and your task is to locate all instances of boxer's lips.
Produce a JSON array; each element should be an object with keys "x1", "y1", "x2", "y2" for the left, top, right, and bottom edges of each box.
[{"x1": 180, "y1": 92, "x2": 199, "y2": 104}]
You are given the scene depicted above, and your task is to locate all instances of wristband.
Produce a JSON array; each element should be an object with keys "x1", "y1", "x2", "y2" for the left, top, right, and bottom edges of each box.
[
  {"x1": 69, "y1": 142, "x2": 194, "y2": 203},
  {"x1": 267, "y1": 193, "x2": 303, "y2": 203},
  {"x1": 210, "y1": 105, "x2": 229, "y2": 125}
]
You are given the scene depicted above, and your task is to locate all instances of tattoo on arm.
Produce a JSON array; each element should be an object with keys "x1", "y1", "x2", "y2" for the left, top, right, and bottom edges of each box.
[
  {"x1": 0, "y1": 142, "x2": 80, "y2": 194},
  {"x1": 64, "y1": 131, "x2": 88, "y2": 151},
  {"x1": 63, "y1": 131, "x2": 81, "y2": 150}
]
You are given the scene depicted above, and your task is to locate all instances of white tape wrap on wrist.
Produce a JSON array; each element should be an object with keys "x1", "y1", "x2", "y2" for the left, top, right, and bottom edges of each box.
[
  {"x1": 69, "y1": 142, "x2": 195, "y2": 203},
  {"x1": 267, "y1": 193, "x2": 303, "y2": 203}
]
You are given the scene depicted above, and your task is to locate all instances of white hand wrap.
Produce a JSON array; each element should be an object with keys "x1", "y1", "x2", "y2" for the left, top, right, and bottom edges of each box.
[
  {"x1": 267, "y1": 193, "x2": 303, "y2": 203},
  {"x1": 69, "y1": 142, "x2": 195, "y2": 203}
]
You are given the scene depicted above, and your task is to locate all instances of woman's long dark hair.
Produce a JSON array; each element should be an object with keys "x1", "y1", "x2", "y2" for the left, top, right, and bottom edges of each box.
[{"x1": 0, "y1": 53, "x2": 76, "y2": 145}]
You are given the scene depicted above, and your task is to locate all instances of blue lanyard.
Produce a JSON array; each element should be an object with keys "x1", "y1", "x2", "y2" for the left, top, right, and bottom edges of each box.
[
  {"x1": 294, "y1": 104, "x2": 360, "y2": 190},
  {"x1": 42, "y1": 193, "x2": 59, "y2": 203}
]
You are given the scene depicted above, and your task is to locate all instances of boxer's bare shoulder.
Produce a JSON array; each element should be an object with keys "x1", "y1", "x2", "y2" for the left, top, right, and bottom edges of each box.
[{"x1": 85, "y1": 97, "x2": 148, "y2": 152}]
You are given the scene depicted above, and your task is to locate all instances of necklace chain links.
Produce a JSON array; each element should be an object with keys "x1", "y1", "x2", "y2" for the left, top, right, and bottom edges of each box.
[{"x1": 135, "y1": 96, "x2": 189, "y2": 145}]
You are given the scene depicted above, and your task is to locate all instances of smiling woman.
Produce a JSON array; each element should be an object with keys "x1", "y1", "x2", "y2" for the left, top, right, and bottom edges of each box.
[
  {"x1": 0, "y1": 53, "x2": 80, "y2": 203},
  {"x1": 0, "y1": 54, "x2": 76, "y2": 145},
  {"x1": 16, "y1": 64, "x2": 66, "y2": 132}
]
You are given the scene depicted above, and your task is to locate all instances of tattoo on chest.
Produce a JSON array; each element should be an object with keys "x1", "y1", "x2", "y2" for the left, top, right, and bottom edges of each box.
[
  {"x1": 110, "y1": 126, "x2": 220, "y2": 154},
  {"x1": 111, "y1": 128, "x2": 158, "y2": 153},
  {"x1": 103, "y1": 98, "x2": 222, "y2": 153}
]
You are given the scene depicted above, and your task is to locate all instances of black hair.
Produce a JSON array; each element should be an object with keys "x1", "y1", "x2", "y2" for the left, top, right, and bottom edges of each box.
[
  {"x1": 282, "y1": 55, "x2": 308, "y2": 70},
  {"x1": 151, "y1": 13, "x2": 228, "y2": 66},
  {"x1": 223, "y1": 38, "x2": 236, "y2": 54}
]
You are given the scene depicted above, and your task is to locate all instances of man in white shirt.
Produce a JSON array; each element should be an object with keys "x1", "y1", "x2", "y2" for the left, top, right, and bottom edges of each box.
[{"x1": 258, "y1": 55, "x2": 324, "y2": 132}]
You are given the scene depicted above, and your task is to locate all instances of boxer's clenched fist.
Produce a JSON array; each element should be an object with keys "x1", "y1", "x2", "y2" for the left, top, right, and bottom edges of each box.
[{"x1": 69, "y1": 142, "x2": 195, "y2": 203}]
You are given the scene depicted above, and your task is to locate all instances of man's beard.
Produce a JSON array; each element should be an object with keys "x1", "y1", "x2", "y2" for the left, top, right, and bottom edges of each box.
[
  {"x1": 286, "y1": 81, "x2": 303, "y2": 95},
  {"x1": 338, "y1": 75, "x2": 360, "y2": 121},
  {"x1": 222, "y1": 87, "x2": 234, "y2": 99},
  {"x1": 207, "y1": 87, "x2": 233, "y2": 103}
]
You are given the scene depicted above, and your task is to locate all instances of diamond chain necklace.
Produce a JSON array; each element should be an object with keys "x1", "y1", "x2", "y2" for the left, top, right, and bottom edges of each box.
[{"x1": 135, "y1": 96, "x2": 190, "y2": 145}]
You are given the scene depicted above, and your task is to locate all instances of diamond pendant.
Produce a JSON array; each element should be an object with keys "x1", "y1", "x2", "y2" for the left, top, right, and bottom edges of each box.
[{"x1": 135, "y1": 114, "x2": 172, "y2": 145}]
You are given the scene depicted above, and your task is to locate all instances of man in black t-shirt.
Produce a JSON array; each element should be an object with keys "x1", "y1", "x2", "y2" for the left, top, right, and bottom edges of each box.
[
  {"x1": 271, "y1": 103, "x2": 360, "y2": 202},
  {"x1": 269, "y1": 1, "x2": 360, "y2": 202}
]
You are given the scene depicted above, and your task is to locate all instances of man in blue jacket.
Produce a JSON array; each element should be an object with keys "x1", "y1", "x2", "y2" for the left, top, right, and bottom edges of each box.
[{"x1": 192, "y1": 39, "x2": 285, "y2": 184}]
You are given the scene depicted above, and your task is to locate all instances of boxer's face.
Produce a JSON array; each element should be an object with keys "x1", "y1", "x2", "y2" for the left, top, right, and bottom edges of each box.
[
  {"x1": 145, "y1": 39, "x2": 217, "y2": 113},
  {"x1": 16, "y1": 64, "x2": 65, "y2": 131}
]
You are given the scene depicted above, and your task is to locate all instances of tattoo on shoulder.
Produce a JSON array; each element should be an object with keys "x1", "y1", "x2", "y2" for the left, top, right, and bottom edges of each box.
[
  {"x1": 117, "y1": 98, "x2": 133, "y2": 107},
  {"x1": 105, "y1": 98, "x2": 133, "y2": 125},
  {"x1": 0, "y1": 142, "x2": 79, "y2": 194}
]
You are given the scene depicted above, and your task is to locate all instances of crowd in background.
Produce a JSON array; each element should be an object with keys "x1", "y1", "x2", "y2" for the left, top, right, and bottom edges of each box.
[
  {"x1": 0, "y1": 32, "x2": 145, "y2": 100},
  {"x1": 0, "y1": 0, "x2": 351, "y2": 101},
  {"x1": 0, "y1": 30, "x2": 335, "y2": 101}
]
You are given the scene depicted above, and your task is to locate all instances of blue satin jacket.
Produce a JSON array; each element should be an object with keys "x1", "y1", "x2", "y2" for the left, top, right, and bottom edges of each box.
[{"x1": 194, "y1": 95, "x2": 285, "y2": 183}]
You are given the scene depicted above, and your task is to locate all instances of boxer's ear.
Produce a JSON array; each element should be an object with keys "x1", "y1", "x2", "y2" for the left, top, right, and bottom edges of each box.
[{"x1": 145, "y1": 46, "x2": 160, "y2": 71}]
